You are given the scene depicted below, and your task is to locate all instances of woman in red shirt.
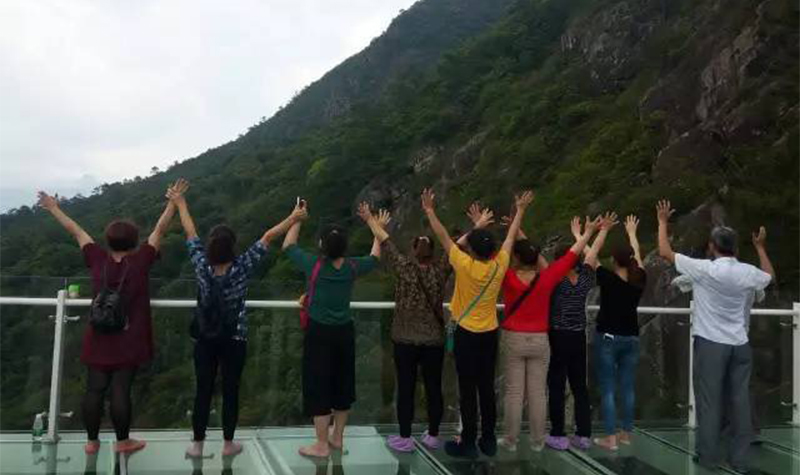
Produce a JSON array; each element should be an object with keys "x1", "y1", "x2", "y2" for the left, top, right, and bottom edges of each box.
[
  {"x1": 497, "y1": 215, "x2": 603, "y2": 452},
  {"x1": 37, "y1": 186, "x2": 177, "y2": 455}
]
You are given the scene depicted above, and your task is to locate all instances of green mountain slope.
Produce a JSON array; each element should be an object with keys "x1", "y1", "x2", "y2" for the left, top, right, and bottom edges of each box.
[{"x1": 1, "y1": 0, "x2": 797, "y2": 431}]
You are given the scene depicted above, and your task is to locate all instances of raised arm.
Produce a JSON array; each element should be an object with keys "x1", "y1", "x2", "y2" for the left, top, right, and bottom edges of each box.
[
  {"x1": 459, "y1": 202, "x2": 495, "y2": 248},
  {"x1": 148, "y1": 194, "x2": 177, "y2": 250},
  {"x1": 367, "y1": 206, "x2": 391, "y2": 259},
  {"x1": 166, "y1": 179, "x2": 198, "y2": 240},
  {"x1": 585, "y1": 212, "x2": 618, "y2": 269},
  {"x1": 500, "y1": 191, "x2": 534, "y2": 256},
  {"x1": 752, "y1": 226, "x2": 776, "y2": 282},
  {"x1": 260, "y1": 198, "x2": 308, "y2": 246},
  {"x1": 357, "y1": 202, "x2": 390, "y2": 243},
  {"x1": 656, "y1": 200, "x2": 676, "y2": 264},
  {"x1": 569, "y1": 216, "x2": 601, "y2": 257},
  {"x1": 37, "y1": 192, "x2": 94, "y2": 248},
  {"x1": 624, "y1": 214, "x2": 644, "y2": 267},
  {"x1": 421, "y1": 188, "x2": 455, "y2": 254}
]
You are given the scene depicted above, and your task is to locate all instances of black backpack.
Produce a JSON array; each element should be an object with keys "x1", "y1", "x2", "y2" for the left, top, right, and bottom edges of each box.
[
  {"x1": 191, "y1": 275, "x2": 237, "y2": 341},
  {"x1": 89, "y1": 263, "x2": 130, "y2": 334}
]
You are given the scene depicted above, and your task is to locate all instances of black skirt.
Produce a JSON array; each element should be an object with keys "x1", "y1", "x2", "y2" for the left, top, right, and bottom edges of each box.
[{"x1": 302, "y1": 320, "x2": 356, "y2": 417}]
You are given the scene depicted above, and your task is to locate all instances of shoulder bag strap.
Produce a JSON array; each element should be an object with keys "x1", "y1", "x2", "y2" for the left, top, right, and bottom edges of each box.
[
  {"x1": 504, "y1": 272, "x2": 540, "y2": 320},
  {"x1": 455, "y1": 262, "x2": 499, "y2": 327},
  {"x1": 306, "y1": 258, "x2": 324, "y2": 309}
]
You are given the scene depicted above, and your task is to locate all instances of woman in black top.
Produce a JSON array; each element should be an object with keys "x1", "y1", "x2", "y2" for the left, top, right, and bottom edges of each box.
[{"x1": 593, "y1": 215, "x2": 647, "y2": 451}]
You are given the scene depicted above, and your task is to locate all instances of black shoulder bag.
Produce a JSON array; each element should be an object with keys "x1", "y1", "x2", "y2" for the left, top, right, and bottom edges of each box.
[{"x1": 89, "y1": 262, "x2": 130, "y2": 334}]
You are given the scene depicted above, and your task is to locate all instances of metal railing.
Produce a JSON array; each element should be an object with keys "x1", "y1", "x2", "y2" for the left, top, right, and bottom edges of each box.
[{"x1": 0, "y1": 290, "x2": 798, "y2": 442}]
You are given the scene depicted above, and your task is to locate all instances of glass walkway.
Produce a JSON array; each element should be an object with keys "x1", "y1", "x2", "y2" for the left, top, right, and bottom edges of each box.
[
  {"x1": 1, "y1": 426, "x2": 797, "y2": 474},
  {"x1": 0, "y1": 285, "x2": 797, "y2": 474}
]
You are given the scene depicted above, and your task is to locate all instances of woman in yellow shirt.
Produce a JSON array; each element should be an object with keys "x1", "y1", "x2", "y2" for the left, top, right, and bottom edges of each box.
[{"x1": 421, "y1": 188, "x2": 533, "y2": 458}]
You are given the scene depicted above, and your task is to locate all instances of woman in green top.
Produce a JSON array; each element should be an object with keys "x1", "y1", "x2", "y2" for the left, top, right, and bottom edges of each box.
[{"x1": 282, "y1": 200, "x2": 384, "y2": 458}]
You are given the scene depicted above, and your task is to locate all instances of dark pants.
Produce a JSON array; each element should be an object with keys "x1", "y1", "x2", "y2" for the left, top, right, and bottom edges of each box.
[
  {"x1": 83, "y1": 366, "x2": 137, "y2": 441},
  {"x1": 454, "y1": 326, "x2": 498, "y2": 445},
  {"x1": 694, "y1": 336, "x2": 753, "y2": 470},
  {"x1": 548, "y1": 330, "x2": 591, "y2": 438},
  {"x1": 303, "y1": 321, "x2": 356, "y2": 417},
  {"x1": 594, "y1": 332, "x2": 639, "y2": 435},
  {"x1": 192, "y1": 338, "x2": 247, "y2": 441},
  {"x1": 393, "y1": 342, "x2": 445, "y2": 438}
]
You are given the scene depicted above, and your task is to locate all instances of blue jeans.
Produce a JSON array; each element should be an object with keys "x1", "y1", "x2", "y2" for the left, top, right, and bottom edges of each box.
[{"x1": 594, "y1": 332, "x2": 639, "y2": 435}]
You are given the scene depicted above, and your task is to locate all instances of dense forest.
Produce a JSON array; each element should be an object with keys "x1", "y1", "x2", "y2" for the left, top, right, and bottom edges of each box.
[{"x1": 1, "y1": 0, "x2": 797, "y2": 433}]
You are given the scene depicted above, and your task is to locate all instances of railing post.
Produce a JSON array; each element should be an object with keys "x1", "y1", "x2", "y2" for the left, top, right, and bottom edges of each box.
[
  {"x1": 688, "y1": 300, "x2": 696, "y2": 429},
  {"x1": 45, "y1": 289, "x2": 67, "y2": 443},
  {"x1": 793, "y1": 302, "x2": 800, "y2": 426}
]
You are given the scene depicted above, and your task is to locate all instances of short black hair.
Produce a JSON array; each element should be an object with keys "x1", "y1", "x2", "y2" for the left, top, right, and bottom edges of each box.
[
  {"x1": 207, "y1": 225, "x2": 237, "y2": 265},
  {"x1": 105, "y1": 220, "x2": 139, "y2": 252},
  {"x1": 710, "y1": 226, "x2": 737, "y2": 256},
  {"x1": 321, "y1": 224, "x2": 348, "y2": 259},
  {"x1": 513, "y1": 239, "x2": 541, "y2": 266},
  {"x1": 467, "y1": 228, "x2": 496, "y2": 260}
]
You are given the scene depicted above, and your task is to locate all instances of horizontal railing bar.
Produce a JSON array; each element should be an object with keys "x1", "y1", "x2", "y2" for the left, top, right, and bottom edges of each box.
[{"x1": 0, "y1": 296, "x2": 797, "y2": 316}]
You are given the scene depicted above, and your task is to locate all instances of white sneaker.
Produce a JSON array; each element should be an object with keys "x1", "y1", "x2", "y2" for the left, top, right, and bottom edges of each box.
[{"x1": 498, "y1": 437, "x2": 517, "y2": 452}]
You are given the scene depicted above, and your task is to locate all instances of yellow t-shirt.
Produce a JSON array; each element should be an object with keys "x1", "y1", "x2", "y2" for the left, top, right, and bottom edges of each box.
[{"x1": 449, "y1": 246, "x2": 510, "y2": 333}]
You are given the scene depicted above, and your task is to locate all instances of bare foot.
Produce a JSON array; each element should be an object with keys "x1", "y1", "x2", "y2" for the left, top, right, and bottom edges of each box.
[
  {"x1": 114, "y1": 439, "x2": 146, "y2": 454},
  {"x1": 329, "y1": 435, "x2": 344, "y2": 451},
  {"x1": 222, "y1": 441, "x2": 243, "y2": 456},
  {"x1": 593, "y1": 435, "x2": 618, "y2": 451},
  {"x1": 185, "y1": 441, "x2": 204, "y2": 458},
  {"x1": 84, "y1": 440, "x2": 100, "y2": 455},
  {"x1": 298, "y1": 442, "x2": 330, "y2": 458},
  {"x1": 618, "y1": 431, "x2": 632, "y2": 445}
]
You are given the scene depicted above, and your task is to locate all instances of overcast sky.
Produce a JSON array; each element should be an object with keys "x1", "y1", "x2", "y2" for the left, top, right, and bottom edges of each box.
[{"x1": 0, "y1": 0, "x2": 418, "y2": 212}]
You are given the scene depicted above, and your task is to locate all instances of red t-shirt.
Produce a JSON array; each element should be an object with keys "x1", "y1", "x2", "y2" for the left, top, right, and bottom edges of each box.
[
  {"x1": 501, "y1": 251, "x2": 579, "y2": 333},
  {"x1": 81, "y1": 243, "x2": 158, "y2": 368}
]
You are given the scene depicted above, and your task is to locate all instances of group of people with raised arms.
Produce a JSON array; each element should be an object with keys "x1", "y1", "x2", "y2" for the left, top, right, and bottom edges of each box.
[{"x1": 36, "y1": 179, "x2": 775, "y2": 472}]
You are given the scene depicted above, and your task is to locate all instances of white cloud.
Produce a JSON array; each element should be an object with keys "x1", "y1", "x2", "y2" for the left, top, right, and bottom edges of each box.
[{"x1": 0, "y1": 0, "x2": 416, "y2": 211}]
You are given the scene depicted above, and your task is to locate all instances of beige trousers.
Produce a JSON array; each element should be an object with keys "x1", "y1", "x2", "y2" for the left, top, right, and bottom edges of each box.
[{"x1": 502, "y1": 330, "x2": 550, "y2": 445}]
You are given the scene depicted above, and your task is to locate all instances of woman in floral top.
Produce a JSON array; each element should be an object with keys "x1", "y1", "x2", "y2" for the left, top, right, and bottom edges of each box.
[{"x1": 358, "y1": 201, "x2": 455, "y2": 453}]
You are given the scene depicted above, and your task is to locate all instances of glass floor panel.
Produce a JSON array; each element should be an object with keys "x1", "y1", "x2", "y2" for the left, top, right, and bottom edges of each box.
[
  {"x1": 257, "y1": 427, "x2": 440, "y2": 475},
  {"x1": 580, "y1": 430, "x2": 720, "y2": 475},
  {"x1": 2, "y1": 428, "x2": 796, "y2": 474},
  {"x1": 0, "y1": 431, "x2": 271, "y2": 475},
  {"x1": 424, "y1": 434, "x2": 605, "y2": 475},
  {"x1": 640, "y1": 428, "x2": 800, "y2": 475},
  {"x1": 758, "y1": 427, "x2": 800, "y2": 454}
]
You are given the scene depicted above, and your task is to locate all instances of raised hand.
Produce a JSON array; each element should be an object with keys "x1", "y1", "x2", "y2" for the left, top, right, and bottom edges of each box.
[
  {"x1": 624, "y1": 214, "x2": 639, "y2": 235},
  {"x1": 37, "y1": 191, "x2": 59, "y2": 211},
  {"x1": 466, "y1": 203, "x2": 482, "y2": 226},
  {"x1": 376, "y1": 209, "x2": 392, "y2": 228},
  {"x1": 514, "y1": 190, "x2": 534, "y2": 211},
  {"x1": 166, "y1": 178, "x2": 190, "y2": 204},
  {"x1": 656, "y1": 200, "x2": 675, "y2": 224},
  {"x1": 570, "y1": 216, "x2": 582, "y2": 240},
  {"x1": 752, "y1": 226, "x2": 767, "y2": 249},
  {"x1": 357, "y1": 201, "x2": 373, "y2": 223},
  {"x1": 584, "y1": 215, "x2": 603, "y2": 235},
  {"x1": 421, "y1": 188, "x2": 436, "y2": 212},
  {"x1": 467, "y1": 202, "x2": 494, "y2": 229},
  {"x1": 291, "y1": 197, "x2": 309, "y2": 222},
  {"x1": 601, "y1": 212, "x2": 620, "y2": 231}
]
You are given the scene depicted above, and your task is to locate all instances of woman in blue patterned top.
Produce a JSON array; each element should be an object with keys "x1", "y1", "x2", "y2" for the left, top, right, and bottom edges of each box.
[
  {"x1": 546, "y1": 212, "x2": 616, "y2": 451},
  {"x1": 168, "y1": 179, "x2": 307, "y2": 458}
]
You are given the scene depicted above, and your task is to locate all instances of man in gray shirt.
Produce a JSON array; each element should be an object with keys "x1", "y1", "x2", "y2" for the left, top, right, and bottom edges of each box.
[{"x1": 656, "y1": 200, "x2": 775, "y2": 472}]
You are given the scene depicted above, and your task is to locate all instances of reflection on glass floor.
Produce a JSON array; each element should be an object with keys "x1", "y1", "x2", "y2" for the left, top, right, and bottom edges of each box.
[
  {"x1": 641, "y1": 428, "x2": 800, "y2": 475},
  {"x1": 759, "y1": 427, "x2": 800, "y2": 454},
  {"x1": 1, "y1": 426, "x2": 798, "y2": 474}
]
